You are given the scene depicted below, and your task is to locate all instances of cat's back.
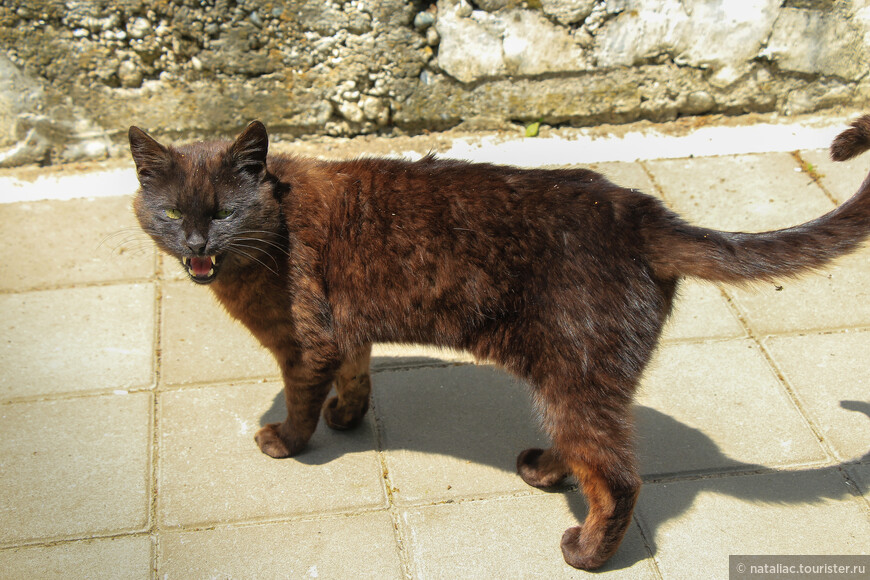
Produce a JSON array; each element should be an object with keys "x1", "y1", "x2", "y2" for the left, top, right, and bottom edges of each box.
[{"x1": 323, "y1": 154, "x2": 627, "y2": 216}]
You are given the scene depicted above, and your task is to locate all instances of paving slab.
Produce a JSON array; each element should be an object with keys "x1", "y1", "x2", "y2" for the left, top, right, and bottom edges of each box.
[
  {"x1": 645, "y1": 152, "x2": 834, "y2": 232},
  {"x1": 635, "y1": 469, "x2": 870, "y2": 580},
  {"x1": 160, "y1": 281, "x2": 278, "y2": 385},
  {"x1": 0, "y1": 536, "x2": 152, "y2": 580},
  {"x1": 0, "y1": 393, "x2": 151, "y2": 546},
  {"x1": 800, "y1": 147, "x2": 869, "y2": 204},
  {"x1": 157, "y1": 381, "x2": 385, "y2": 528},
  {"x1": 399, "y1": 493, "x2": 657, "y2": 579},
  {"x1": 0, "y1": 196, "x2": 155, "y2": 292},
  {"x1": 764, "y1": 331, "x2": 870, "y2": 462},
  {"x1": 157, "y1": 513, "x2": 403, "y2": 579},
  {"x1": 725, "y1": 246, "x2": 870, "y2": 334},
  {"x1": 660, "y1": 280, "x2": 745, "y2": 342},
  {"x1": 373, "y1": 364, "x2": 549, "y2": 505},
  {"x1": 636, "y1": 339, "x2": 826, "y2": 478},
  {"x1": 0, "y1": 284, "x2": 155, "y2": 400}
]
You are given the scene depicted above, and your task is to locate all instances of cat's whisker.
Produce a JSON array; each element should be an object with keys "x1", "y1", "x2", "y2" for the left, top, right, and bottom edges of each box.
[
  {"x1": 226, "y1": 245, "x2": 280, "y2": 275},
  {"x1": 233, "y1": 236, "x2": 291, "y2": 256},
  {"x1": 98, "y1": 228, "x2": 153, "y2": 249},
  {"x1": 229, "y1": 241, "x2": 282, "y2": 271},
  {"x1": 234, "y1": 229, "x2": 291, "y2": 240},
  {"x1": 98, "y1": 231, "x2": 158, "y2": 257}
]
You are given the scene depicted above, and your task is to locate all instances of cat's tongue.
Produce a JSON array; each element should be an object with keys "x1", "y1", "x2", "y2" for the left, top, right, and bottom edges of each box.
[{"x1": 189, "y1": 257, "x2": 213, "y2": 277}]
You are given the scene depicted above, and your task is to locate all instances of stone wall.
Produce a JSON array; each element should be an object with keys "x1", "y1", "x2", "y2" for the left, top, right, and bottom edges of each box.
[{"x1": 1, "y1": 0, "x2": 868, "y2": 166}]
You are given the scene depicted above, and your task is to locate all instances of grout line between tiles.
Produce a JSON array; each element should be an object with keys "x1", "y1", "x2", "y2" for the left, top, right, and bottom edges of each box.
[
  {"x1": 149, "y1": 278, "x2": 164, "y2": 579},
  {"x1": 6, "y1": 460, "x2": 863, "y2": 553},
  {"x1": 791, "y1": 150, "x2": 840, "y2": 206},
  {"x1": 837, "y1": 466, "x2": 870, "y2": 515},
  {"x1": 0, "y1": 529, "x2": 154, "y2": 553},
  {"x1": 631, "y1": 513, "x2": 665, "y2": 580},
  {"x1": 638, "y1": 159, "x2": 673, "y2": 206},
  {"x1": 0, "y1": 276, "x2": 158, "y2": 296},
  {"x1": 369, "y1": 388, "x2": 414, "y2": 580}
]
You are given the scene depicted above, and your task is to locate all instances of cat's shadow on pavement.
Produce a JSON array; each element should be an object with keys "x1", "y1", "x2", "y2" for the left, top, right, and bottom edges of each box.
[{"x1": 260, "y1": 360, "x2": 869, "y2": 572}]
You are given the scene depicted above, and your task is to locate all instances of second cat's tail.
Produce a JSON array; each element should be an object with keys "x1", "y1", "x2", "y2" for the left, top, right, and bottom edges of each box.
[{"x1": 640, "y1": 115, "x2": 870, "y2": 283}]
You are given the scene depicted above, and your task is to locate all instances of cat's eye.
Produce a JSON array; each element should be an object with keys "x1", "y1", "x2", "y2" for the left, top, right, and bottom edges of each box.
[
  {"x1": 164, "y1": 208, "x2": 182, "y2": 220},
  {"x1": 214, "y1": 209, "x2": 235, "y2": 220}
]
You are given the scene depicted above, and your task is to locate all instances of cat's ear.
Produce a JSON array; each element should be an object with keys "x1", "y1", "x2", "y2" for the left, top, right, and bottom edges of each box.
[
  {"x1": 229, "y1": 121, "x2": 269, "y2": 175},
  {"x1": 128, "y1": 126, "x2": 170, "y2": 182}
]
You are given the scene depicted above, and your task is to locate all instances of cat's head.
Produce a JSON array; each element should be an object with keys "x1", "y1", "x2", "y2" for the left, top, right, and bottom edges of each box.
[{"x1": 129, "y1": 121, "x2": 283, "y2": 285}]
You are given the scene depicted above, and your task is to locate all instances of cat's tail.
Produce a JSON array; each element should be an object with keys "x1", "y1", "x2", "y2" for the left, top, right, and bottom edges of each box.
[{"x1": 641, "y1": 115, "x2": 870, "y2": 283}]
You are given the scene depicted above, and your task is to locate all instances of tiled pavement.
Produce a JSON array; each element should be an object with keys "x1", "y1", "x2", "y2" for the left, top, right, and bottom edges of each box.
[{"x1": 1, "y1": 131, "x2": 869, "y2": 579}]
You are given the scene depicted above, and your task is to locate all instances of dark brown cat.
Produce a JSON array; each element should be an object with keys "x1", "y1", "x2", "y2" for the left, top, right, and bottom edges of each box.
[{"x1": 129, "y1": 116, "x2": 870, "y2": 570}]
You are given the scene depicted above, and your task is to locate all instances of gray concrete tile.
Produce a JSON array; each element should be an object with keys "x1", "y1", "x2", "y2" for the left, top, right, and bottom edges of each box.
[
  {"x1": 661, "y1": 280, "x2": 745, "y2": 342},
  {"x1": 158, "y1": 512, "x2": 402, "y2": 579},
  {"x1": 0, "y1": 284, "x2": 155, "y2": 400},
  {"x1": 373, "y1": 365, "x2": 549, "y2": 505},
  {"x1": 635, "y1": 469, "x2": 870, "y2": 579},
  {"x1": 157, "y1": 381, "x2": 385, "y2": 527},
  {"x1": 0, "y1": 536, "x2": 152, "y2": 580},
  {"x1": 160, "y1": 281, "x2": 277, "y2": 385},
  {"x1": 646, "y1": 152, "x2": 834, "y2": 232},
  {"x1": 764, "y1": 331, "x2": 870, "y2": 462},
  {"x1": 400, "y1": 493, "x2": 656, "y2": 578},
  {"x1": 636, "y1": 339, "x2": 825, "y2": 477},
  {"x1": 0, "y1": 196, "x2": 155, "y2": 292},
  {"x1": 800, "y1": 147, "x2": 869, "y2": 204},
  {"x1": 725, "y1": 245, "x2": 870, "y2": 334},
  {"x1": 0, "y1": 393, "x2": 151, "y2": 546}
]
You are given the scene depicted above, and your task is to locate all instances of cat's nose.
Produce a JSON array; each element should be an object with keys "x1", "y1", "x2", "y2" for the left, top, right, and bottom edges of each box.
[{"x1": 186, "y1": 231, "x2": 207, "y2": 255}]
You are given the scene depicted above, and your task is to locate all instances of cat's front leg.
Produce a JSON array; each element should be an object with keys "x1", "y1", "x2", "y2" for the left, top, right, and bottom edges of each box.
[
  {"x1": 255, "y1": 354, "x2": 338, "y2": 458},
  {"x1": 323, "y1": 344, "x2": 373, "y2": 431}
]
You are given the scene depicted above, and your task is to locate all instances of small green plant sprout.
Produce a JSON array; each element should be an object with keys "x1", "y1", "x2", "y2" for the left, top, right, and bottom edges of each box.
[{"x1": 525, "y1": 119, "x2": 543, "y2": 138}]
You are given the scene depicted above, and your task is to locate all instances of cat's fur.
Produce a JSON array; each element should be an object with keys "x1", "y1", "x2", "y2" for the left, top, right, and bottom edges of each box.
[{"x1": 129, "y1": 117, "x2": 870, "y2": 569}]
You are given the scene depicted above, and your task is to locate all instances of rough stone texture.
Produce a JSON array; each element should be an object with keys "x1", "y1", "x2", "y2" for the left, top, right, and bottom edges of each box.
[
  {"x1": 596, "y1": 0, "x2": 781, "y2": 87},
  {"x1": 761, "y1": 6, "x2": 870, "y2": 82},
  {"x1": 0, "y1": 0, "x2": 869, "y2": 166}
]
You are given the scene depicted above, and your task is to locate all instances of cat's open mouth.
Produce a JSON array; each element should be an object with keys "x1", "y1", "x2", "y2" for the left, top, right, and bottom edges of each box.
[{"x1": 182, "y1": 255, "x2": 220, "y2": 284}]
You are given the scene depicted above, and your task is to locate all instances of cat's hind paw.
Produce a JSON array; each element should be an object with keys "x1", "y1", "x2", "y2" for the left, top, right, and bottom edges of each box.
[
  {"x1": 516, "y1": 447, "x2": 571, "y2": 489},
  {"x1": 322, "y1": 395, "x2": 369, "y2": 431},
  {"x1": 560, "y1": 525, "x2": 610, "y2": 570}
]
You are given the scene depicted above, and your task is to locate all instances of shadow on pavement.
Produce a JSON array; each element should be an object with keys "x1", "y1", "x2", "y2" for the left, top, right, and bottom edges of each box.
[{"x1": 260, "y1": 359, "x2": 869, "y2": 571}]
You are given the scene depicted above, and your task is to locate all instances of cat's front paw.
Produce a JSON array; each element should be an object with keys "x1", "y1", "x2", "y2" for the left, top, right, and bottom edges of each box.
[{"x1": 254, "y1": 423, "x2": 305, "y2": 458}]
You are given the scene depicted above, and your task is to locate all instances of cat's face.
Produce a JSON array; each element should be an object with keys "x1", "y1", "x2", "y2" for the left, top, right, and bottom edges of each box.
[{"x1": 129, "y1": 122, "x2": 281, "y2": 284}]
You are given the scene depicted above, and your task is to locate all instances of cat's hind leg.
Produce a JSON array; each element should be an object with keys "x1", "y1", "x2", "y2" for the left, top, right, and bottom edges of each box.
[
  {"x1": 323, "y1": 344, "x2": 373, "y2": 430},
  {"x1": 540, "y1": 380, "x2": 641, "y2": 570}
]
